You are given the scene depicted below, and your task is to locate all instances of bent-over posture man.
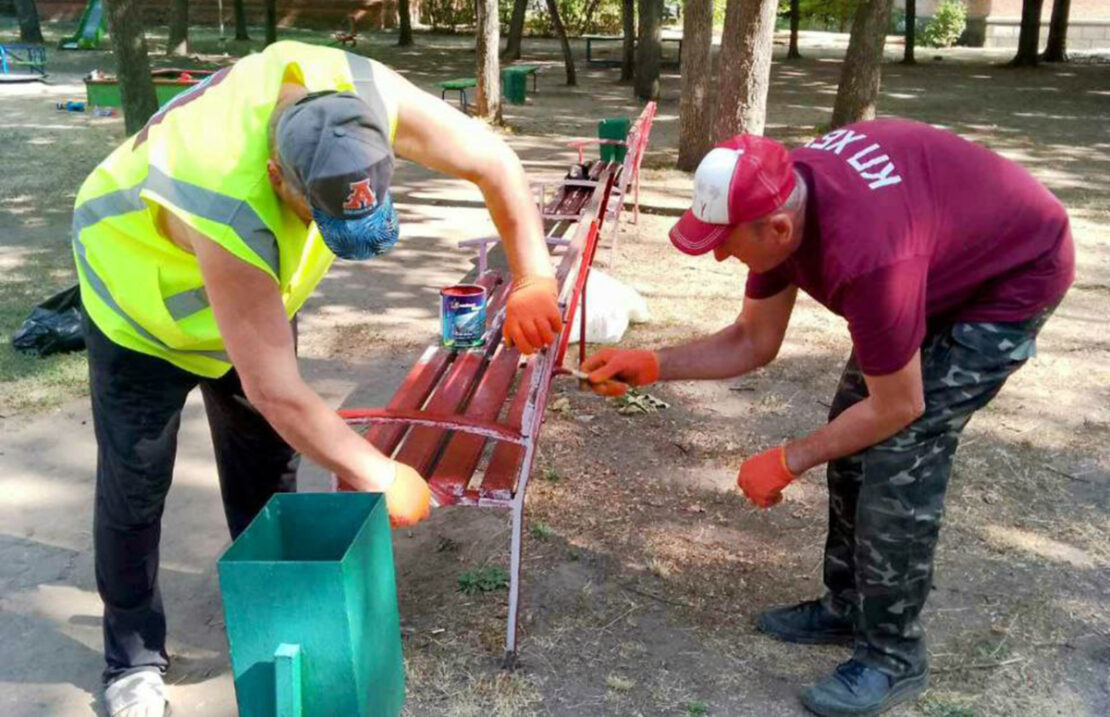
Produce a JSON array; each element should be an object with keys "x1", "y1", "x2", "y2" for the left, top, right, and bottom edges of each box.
[
  {"x1": 74, "y1": 41, "x2": 562, "y2": 717},
  {"x1": 584, "y1": 119, "x2": 1074, "y2": 716}
]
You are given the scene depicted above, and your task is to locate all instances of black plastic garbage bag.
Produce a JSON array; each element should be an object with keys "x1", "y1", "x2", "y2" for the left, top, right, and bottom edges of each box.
[{"x1": 11, "y1": 285, "x2": 86, "y2": 357}]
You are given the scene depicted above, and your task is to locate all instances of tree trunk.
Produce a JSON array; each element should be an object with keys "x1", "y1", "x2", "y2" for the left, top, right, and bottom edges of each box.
[
  {"x1": 233, "y1": 0, "x2": 249, "y2": 40},
  {"x1": 105, "y1": 0, "x2": 159, "y2": 135},
  {"x1": 546, "y1": 0, "x2": 577, "y2": 85},
  {"x1": 1009, "y1": 0, "x2": 1045, "y2": 67},
  {"x1": 582, "y1": 0, "x2": 604, "y2": 32},
  {"x1": 503, "y1": 0, "x2": 527, "y2": 59},
  {"x1": 399, "y1": 0, "x2": 414, "y2": 45},
  {"x1": 902, "y1": 0, "x2": 915, "y2": 64},
  {"x1": 475, "y1": 0, "x2": 502, "y2": 121},
  {"x1": 712, "y1": 0, "x2": 779, "y2": 138},
  {"x1": 1041, "y1": 0, "x2": 1070, "y2": 62},
  {"x1": 677, "y1": 0, "x2": 714, "y2": 170},
  {"x1": 264, "y1": 0, "x2": 277, "y2": 45},
  {"x1": 787, "y1": 0, "x2": 801, "y2": 59},
  {"x1": 620, "y1": 0, "x2": 636, "y2": 82},
  {"x1": 15, "y1": 0, "x2": 45, "y2": 43},
  {"x1": 830, "y1": 0, "x2": 893, "y2": 130},
  {"x1": 167, "y1": 0, "x2": 190, "y2": 56},
  {"x1": 634, "y1": 0, "x2": 661, "y2": 100}
]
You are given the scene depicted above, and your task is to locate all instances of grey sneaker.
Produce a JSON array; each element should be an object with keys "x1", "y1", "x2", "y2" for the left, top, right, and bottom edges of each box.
[{"x1": 801, "y1": 658, "x2": 928, "y2": 717}]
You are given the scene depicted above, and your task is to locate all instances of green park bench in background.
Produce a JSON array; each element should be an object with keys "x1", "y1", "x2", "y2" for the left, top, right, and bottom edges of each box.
[{"x1": 438, "y1": 64, "x2": 541, "y2": 113}]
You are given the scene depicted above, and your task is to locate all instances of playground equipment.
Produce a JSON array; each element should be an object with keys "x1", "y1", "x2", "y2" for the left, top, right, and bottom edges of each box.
[
  {"x1": 218, "y1": 493, "x2": 404, "y2": 717},
  {"x1": 0, "y1": 43, "x2": 47, "y2": 81},
  {"x1": 59, "y1": 0, "x2": 107, "y2": 50}
]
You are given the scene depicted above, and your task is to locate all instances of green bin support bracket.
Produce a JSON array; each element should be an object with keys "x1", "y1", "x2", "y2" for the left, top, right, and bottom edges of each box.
[{"x1": 274, "y1": 644, "x2": 302, "y2": 717}]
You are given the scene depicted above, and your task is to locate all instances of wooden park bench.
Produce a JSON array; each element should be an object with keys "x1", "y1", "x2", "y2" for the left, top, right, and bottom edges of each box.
[
  {"x1": 557, "y1": 101, "x2": 658, "y2": 263},
  {"x1": 334, "y1": 162, "x2": 619, "y2": 668}
]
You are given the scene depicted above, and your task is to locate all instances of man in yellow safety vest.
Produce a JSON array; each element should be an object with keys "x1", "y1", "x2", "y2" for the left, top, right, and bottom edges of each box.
[{"x1": 74, "y1": 41, "x2": 561, "y2": 717}]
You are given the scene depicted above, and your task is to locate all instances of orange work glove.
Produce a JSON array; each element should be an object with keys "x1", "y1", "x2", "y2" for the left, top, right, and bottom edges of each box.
[
  {"x1": 383, "y1": 462, "x2": 432, "y2": 529},
  {"x1": 504, "y1": 275, "x2": 562, "y2": 355},
  {"x1": 737, "y1": 446, "x2": 796, "y2": 509},
  {"x1": 581, "y1": 348, "x2": 660, "y2": 397}
]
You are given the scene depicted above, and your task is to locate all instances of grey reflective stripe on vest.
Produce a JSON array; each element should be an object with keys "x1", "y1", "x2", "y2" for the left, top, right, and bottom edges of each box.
[
  {"x1": 163, "y1": 286, "x2": 210, "y2": 321},
  {"x1": 345, "y1": 52, "x2": 392, "y2": 144},
  {"x1": 72, "y1": 183, "x2": 231, "y2": 364},
  {"x1": 145, "y1": 166, "x2": 279, "y2": 277}
]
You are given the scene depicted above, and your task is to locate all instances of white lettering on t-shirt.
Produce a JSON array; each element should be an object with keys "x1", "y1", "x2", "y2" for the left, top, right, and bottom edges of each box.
[
  {"x1": 861, "y1": 163, "x2": 903, "y2": 190},
  {"x1": 827, "y1": 129, "x2": 869, "y2": 155},
  {"x1": 805, "y1": 129, "x2": 903, "y2": 191}
]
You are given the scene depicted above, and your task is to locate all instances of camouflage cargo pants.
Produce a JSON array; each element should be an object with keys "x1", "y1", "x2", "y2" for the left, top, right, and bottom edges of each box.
[{"x1": 820, "y1": 308, "x2": 1055, "y2": 676}]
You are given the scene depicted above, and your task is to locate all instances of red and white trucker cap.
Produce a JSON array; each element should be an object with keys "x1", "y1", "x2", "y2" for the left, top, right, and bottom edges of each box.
[{"x1": 669, "y1": 135, "x2": 796, "y2": 256}]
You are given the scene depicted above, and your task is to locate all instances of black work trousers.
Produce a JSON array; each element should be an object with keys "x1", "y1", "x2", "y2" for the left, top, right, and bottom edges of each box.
[{"x1": 84, "y1": 314, "x2": 298, "y2": 682}]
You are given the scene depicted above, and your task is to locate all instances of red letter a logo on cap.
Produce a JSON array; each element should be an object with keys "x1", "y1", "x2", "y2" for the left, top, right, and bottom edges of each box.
[{"x1": 343, "y1": 179, "x2": 377, "y2": 212}]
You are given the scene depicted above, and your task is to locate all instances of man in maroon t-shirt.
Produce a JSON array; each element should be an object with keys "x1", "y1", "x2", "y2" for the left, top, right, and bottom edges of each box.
[{"x1": 583, "y1": 120, "x2": 1074, "y2": 716}]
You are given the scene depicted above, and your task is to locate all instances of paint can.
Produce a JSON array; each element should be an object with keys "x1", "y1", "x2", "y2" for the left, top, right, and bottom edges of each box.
[{"x1": 440, "y1": 284, "x2": 487, "y2": 348}]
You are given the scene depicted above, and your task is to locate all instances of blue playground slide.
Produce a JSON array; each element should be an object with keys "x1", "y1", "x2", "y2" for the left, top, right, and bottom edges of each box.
[{"x1": 59, "y1": 0, "x2": 106, "y2": 51}]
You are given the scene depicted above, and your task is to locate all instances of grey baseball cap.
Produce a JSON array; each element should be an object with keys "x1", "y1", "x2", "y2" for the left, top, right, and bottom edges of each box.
[{"x1": 274, "y1": 90, "x2": 394, "y2": 219}]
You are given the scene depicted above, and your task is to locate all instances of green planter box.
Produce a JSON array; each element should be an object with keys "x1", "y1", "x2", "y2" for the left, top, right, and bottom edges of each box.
[
  {"x1": 85, "y1": 69, "x2": 216, "y2": 109},
  {"x1": 218, "y1": 493, "x2": 404, "y2": 717}
]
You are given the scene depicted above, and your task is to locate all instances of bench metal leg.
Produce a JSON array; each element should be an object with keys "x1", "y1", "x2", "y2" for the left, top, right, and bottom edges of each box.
[{"x1": 503, "y1": 491, "x2": 526, "y2": 670}]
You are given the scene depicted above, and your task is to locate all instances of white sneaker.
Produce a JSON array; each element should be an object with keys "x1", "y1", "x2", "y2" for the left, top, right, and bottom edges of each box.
[{"x1": 104, "y1": 670, "x2": 169, "y2": 717}]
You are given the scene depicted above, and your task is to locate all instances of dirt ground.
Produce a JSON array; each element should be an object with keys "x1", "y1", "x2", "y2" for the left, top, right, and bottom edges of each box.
[{"x1": 1, "y1": 21, "x2": 1108, "y2": 717}]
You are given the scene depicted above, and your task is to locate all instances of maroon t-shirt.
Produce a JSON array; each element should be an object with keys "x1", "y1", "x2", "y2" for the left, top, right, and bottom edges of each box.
[{"x1": 746, "y1": 119, "x2": 1074, "y2": 376}]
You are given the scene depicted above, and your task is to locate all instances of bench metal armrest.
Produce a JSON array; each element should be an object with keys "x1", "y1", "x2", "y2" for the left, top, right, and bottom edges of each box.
[{"x1": 339, "y1": 408, "x2": 526, "y2": 445}]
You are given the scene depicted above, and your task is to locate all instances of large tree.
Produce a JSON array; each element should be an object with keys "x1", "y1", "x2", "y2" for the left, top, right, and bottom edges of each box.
[
  {"x1": 902, "y1": 0, "x2": 915, "y2": 64},
  {"x1": 634, "y1": 0, "x2": 662, "y2": 100},
  {"x1": 712, "y1": 0, "x2": 779, "y2": 138},
  {"x1": 167, "y1": 0, "x2": 190, "y2": 56},
  {"x1": 504, "y1": 0, "x2": 527, "y2": 59},
  {"x1": 15, "y1": 0, "x2": 44, "y2": 43},
  {"x1": 1041, "y1": 0, "x2": 1071, "y2": 63},
  {"x1": 399, "y1": 0, "x2": 414, "y2": 46},
  {"x1": 105, "y1": 0, "x2": 159, "y2": 135},
  {"x1": 233, "y1": 0, "x2": 250, "y2": 40},
  {"x1": 546, "y1": 0, "x2": 577, "y2": 85},
  {"x1": 1009, "y1": 0, "x2": 1045, "y2": 67},
  {"x1": 830, "y1": 0, "x2": 894, "y2": 130},
  {"x1": 475, "y1": 0, "x2": 502, "y2": 121},
  {"x1": 264, "y1": 0, "x2": 277, "y2": 45},
  {"x1": 787, "y1": 0, "x2": 801, "y2": 60},
  {"x1": 621, "y1": 0, "x2": 636, "y2": 82},
  {"x1": 677, "y1": 0, "x2": 715, "y2": 170}
]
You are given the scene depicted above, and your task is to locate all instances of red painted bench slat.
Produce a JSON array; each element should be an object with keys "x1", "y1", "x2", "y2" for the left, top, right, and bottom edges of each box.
[
  {"x1": 394, "y1": 347, "x2": 489, "y2": 476},
  {"x1": 479, "y1": 360, "x2": 538, "y2": 502},
  {"x1": 429, "y1": 344, "x2": 521, "y2": 503}
]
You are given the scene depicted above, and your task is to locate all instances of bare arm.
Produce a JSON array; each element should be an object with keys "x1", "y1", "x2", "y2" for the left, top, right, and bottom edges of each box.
[
  {"x1": 180, "y1": 216, "x2": 395, "y2": 491},
  {"x1": 785, "y1": 355, "x2": 926, "y2": 474},
  {"x1": 657, "y1": 286, "x2": 798, "y2": 381},
  {"x1": 385, "y1": 67, "x2": 552, "y2": 280}
]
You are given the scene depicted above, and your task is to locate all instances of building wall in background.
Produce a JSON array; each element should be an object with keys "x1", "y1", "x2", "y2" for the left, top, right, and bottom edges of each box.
[
  {"x1": 894, "y1": 0, "x2": 1109, "y2": 50},
  {"x1": 31, "y1": 0, "x2": 400, "y2": 31}
]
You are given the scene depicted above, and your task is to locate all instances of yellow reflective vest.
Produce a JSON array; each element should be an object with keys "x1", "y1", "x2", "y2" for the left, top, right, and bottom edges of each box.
[{"x1": 73, "y1": 41, "x2": 399, "y2": 377}]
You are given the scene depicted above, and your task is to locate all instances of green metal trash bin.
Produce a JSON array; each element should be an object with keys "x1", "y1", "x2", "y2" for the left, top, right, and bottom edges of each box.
[
  {"x1": 502, "y1": 69, "x2": 528, "y2": 105},
  {"x1": 598, "y1": 117, "x2": 631, "y2": 163},
  {"x1": 218, "y1": 493, "x2": 404, "y2": 717}
]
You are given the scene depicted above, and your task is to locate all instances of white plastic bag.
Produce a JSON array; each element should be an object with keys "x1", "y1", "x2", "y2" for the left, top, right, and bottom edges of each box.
[{"x1": 567, "y1": 269, "x2": 650, "y2": 344}]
